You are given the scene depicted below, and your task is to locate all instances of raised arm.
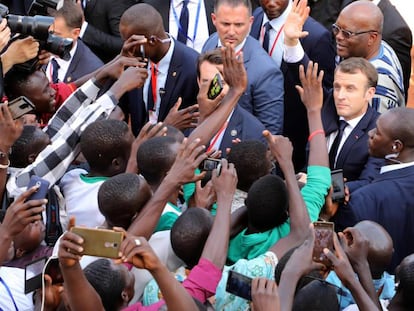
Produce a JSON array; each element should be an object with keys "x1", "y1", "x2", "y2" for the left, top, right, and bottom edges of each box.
[
  {"x1": 188, "y1": 45, "x2": 247, "y2": 146},
  {"x1": 127, "y1": 138, "x2": 207, "y2": 239}
]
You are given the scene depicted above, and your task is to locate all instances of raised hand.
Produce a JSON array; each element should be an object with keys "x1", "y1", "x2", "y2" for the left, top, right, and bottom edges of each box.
[
  {"x1": 0, "y1": 19, "x2": 11, "y2": 51},
  {"x1": 295, "y1": 61, "x2": 324, "y2": 112},
  {"x1": 221, "y1": 44, "x2": 247, "y2": 93},
  {"x1": 96, "y1": 55, "x2": 145, "y2": 82},
  {"x1": 263, "y1": 131, "x2": 293, "y2": 168},
  {"x1": 340, "y1": 227, "x2": 370, "y2": 268},
  {"x1": 211, "y1": 158, "x2": 237, "y2": 200},
  {"x1": 0, "y1": 104, "x2": 24, "y2": 150},
  {"x1": 58, "y1": 218, "x2": 84, "y2": 268},
  {"x1": 284, "y1": 0, "x2": 310, "y2": 46},
  {"x1": 163, "y1": 98, "x2": 199, "y2": 130},
  {"x1": 166, "y1": 138, "x2": 208, "y2": 185},
  {"x1": 0, "y1": 186, "x2": 46, "y2": 237},
  {"x1": 119, "y1": 235, "x2": 161, "y2": 271}
]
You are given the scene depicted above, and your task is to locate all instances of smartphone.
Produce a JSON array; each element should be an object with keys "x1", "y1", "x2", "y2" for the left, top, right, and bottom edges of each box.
[
  {"x1": 199, "y1": 158, "x2": 221, "y2": 171},
  {"x1": 226, "y1": 270, "x2": 252, "y2": 301},
  {"x1": 207, "y1": 73, "x2": 224, "y2": 100},
  {"x1": 331, "y1": 169, "x2": 345, "y2": 203},
  {"x1": 138, "y1": 44, "x2": 149, "y2": 69},
  {"x1": 26, "y1": 176, "x2": 50, "y2": 202},
  {"x1": 312, "y1": 221, "x2": 335, "y2": 267},
  {"x1": 7, "y1": 96, "x2": 36, "y2": 120},
  {"x1": 70, "y1": 227, "x2": 124, "y2": 258}
]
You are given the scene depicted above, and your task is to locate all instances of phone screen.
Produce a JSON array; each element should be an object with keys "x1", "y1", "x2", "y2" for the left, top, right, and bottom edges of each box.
[
  {"x1": 207, "y1": 73, "x2": 223, "y2": 100},
  {"x1": 225, "y1": 270, "x2": 252, "y2": 301},
  {"x1": 312, "y1": 221, "x2": 334, "y2": 267},
  {"x1": 331, "y1": 169, "x2": 345, "y2": 202},
  {"x1": 24, "y1": 257, "x2": 46, "y2": 294}
]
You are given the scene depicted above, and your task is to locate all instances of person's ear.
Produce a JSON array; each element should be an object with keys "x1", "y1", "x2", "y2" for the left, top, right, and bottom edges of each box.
[
  {"x1": 121, "y1": 289, "x2": 129, "y2": 303},
  {"x1": 72, "y1": 27, "x2": 81, "y2": 39},
  {"x1": 392, "y1": 139, "x2": 403, "y2": 152}
]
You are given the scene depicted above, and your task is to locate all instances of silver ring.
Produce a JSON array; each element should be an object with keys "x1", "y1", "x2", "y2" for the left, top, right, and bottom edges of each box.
[{"x1": 134, "y1": 238, "x2": 141, "y2": 246}]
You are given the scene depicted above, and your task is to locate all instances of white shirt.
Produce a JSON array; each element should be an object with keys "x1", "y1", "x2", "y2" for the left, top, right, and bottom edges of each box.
[
  {"x1": 0, "y1": 267, "x2": 34, "y2": 311},
  {"x1": 327, "y1": 114, "x2": 364, "y2": 166},
  {"x1": 169, "y1": 0, "x2": 210, "y2": 52},
  {"x1": 143, "y1": 36, "x2": 175, "y2": 123},
  {"x1": 380, "y1": 160, "x2": 414, "y2": 174},
  {"x1": 46, "y1": 40, "x2": 78, "y2": 83}
]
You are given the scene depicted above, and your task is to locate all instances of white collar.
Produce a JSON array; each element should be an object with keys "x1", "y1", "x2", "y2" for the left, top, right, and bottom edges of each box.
[{"x1": 380, "y1": 160, "x2": 414, "y2": 174}]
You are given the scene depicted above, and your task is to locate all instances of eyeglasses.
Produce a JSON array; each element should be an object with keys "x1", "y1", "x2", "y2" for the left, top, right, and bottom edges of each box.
[{"x1": 332, "y1": 24, "x2": 377, "y2": 39}]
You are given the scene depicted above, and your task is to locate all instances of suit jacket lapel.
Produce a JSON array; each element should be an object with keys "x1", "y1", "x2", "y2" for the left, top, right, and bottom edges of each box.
[
  {"x1": 159, "y1": 44, "x2": 181, "y2": 120},
  {"x1": 336, "y1": 108, "x2": 376, "y2": 167},
  {"x1": 251, "y1": 10, "x2": 264, "y2": 39}
]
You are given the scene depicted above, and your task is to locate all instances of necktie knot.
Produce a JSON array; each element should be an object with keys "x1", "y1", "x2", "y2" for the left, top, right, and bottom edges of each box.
[
  {"x1": 338, "y1": 119, "x2": 348, "y2": 132},
  {"x1": 329, "y1": 120, "x2": 349, "y2": 168}
]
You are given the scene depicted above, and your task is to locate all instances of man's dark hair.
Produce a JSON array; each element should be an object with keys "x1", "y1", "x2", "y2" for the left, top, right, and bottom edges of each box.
[
  {"x1": 196, "y1": 48, "x2": 223, "y2": 78},
  {"x1": 83, "y1": 259, "x2": 126, "y2": 311},
  {"x1": 292, "y1": 280, "x2": 340, "y2": 311},
  {"x1": 53, "y1": 0, "x2": 83, "y2": 29},
  {"x1": 245, "y1": 174, "x2": 289, "y2": 232},
  {"x1": 227, "y1": 140, "x2": 269, "y2": 192},
  {"x1": 10, "y1": 125, "x2": 50, "y2": 168},
  {"x1": 98, "y1": 173, "x2": 149, "y2": 229},
  {"x1": 171, "y1": 208, "x2": 213, "y2": 269},
  {"x1": 4, "y1": 68, "x2": 37, "y2": 101},
  {"x1": 396, "y1": 255, "x2": 414, "y2": 307},
  {"x1": 137, "y1": 136, "x2": 179, "y2": 186},
  {"x1": 336, "y1": 57, "x2": 378, "y2": 89},
  {"x1": 80, "y1": 119, "x2": 131, "y2": 173}
]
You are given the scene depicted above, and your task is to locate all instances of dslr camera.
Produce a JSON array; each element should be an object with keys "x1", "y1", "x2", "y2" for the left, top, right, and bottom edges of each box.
[{"x1": 0, "y1": 2, "x2": 72, "y2": 63}]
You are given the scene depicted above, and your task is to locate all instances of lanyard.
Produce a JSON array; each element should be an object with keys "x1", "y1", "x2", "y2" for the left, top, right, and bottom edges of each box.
[
  {"x1": 172, "y1": 0, "x2": 201, "y2": 45},
  {"x1": 260, "y1": 24, "x2": 285, "y2": 57},
  {"x1": 207, "y1": 121, "x2": 229, "y2": 152},
  {"x1": 0, "y1": 277, "x2": 19, "y2": 311}
]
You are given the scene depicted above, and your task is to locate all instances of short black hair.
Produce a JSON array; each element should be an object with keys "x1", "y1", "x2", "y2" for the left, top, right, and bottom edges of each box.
[
  {"x1": 98, "y1": 173, "x2": 149, "y2": 229},
  {"x1": 246, "y1": 175, "x2": 289, "y2": 232},
  {"x1": 171, "y1": 208, "x2": 213, "y2": 269},
  {"x1": 293, "y1": 280, "x2": 340, "y2": 311},
  {"x1": 137, "y1": 136, "x2": 179, "y2": 186},
  {"x1": 227, "y1": 140, "x2": 269, "y2": 192},
  {"x1": 80, "y1": 119, "x2": 131, "y2": 173},
  {"x1": 4, "y1": 68, "x2": 37, "y2": 101},
  {"x1": 83, "y1": 259, "x2": 125, "y2": 311}
]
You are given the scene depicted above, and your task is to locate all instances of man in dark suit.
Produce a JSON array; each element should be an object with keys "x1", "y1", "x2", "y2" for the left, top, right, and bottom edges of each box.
[
  {"x1": 250, "y1": 0, "x2": 336, "y2": 171},
  {"x1": 143, "y1": 0, "x2": 215, "y2": 52},
  {"x1": 310, "y1": 0, "x2": 412, "y2": 99},
  {"x1": 325, "y1": 57, "x2": 384, "y2": 192},
  {"x1": 80, "y1": 0, "x2": 139, "y2": 63},
  {"x1": 202, "y1": 0, "x2": 284, "y2": 135},
  {"x1": 47, "y1": 2, "x2": 103, "y2": 84},
  {"x1": 117, "y1": 3, "x2": 199, "y2": 136},
  {"x1": 196, "y1": 49, "x2": 265, "y2": 155}
]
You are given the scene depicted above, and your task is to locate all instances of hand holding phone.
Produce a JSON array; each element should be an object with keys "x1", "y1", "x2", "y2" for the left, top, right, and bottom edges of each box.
[
  {"x1": 70, "y1": 227, "x2": 124, "y2": 258},
  {"x1": 312, "y1": 221, "x2": 335, "y2": 267},
  {"x1": 331, "y1": 169, "x2": 345, "y2": 203},
  {"x1": 26, "y1": 176, "x2": 49, "y2": 202},
  {"x1": 207, "y1": 73, "x2": 224, "y2": 100},
  {"x1": 7, "y1": 96, "x2": 35, "y2": 120},
  {"x1": 226, "y1": 270, "x2": 252, "y2": 301}
]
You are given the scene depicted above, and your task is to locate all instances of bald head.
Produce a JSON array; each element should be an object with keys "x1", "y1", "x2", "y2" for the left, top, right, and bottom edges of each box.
[
  {"x1": 120, "y1": 3, "x2": 165, "y2": 39},
  {"x1": 354, "y1": 220, "x2": 393, "y2": 277},
  {"x1": 340, "y1": 1, "x2": 383, "y2": 33}
]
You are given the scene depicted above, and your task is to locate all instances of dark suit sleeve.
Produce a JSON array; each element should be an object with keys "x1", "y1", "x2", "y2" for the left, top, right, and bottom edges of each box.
[{"x1": 346, "y1": 157, "x2": 383, "y2": 193}]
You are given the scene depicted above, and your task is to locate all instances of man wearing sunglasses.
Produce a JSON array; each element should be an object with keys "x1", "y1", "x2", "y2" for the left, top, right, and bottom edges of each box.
[{"x1": 331, "y1": 0, "x2": 405, "y2": 113}]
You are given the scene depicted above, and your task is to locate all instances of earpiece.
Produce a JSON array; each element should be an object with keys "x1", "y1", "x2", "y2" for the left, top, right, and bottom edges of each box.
[{"x1": 392, "y1": 145, "x2": 397, "y2": 150}]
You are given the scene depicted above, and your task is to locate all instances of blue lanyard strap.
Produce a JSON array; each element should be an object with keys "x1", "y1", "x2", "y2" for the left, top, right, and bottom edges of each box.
[
  {"x1": 172, "y1": 0, "x2": 201, "y2": 44},
  {"x1": 0, "y1": 276, "x2": 19, "y2": 311}
]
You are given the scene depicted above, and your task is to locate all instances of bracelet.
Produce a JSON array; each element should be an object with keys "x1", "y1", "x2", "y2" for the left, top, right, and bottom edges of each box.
[
  {"x1": 308, "y1": 129, "x2": 325, "y2": 142},
  {"x1": 0, "y1": 159, "x2": 10, "y2": 169}
]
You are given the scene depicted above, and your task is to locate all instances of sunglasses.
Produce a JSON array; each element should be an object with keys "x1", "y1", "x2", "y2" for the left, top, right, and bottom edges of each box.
[{"x1": 332, "y1": 23, "x2": 377, "y2": 39}]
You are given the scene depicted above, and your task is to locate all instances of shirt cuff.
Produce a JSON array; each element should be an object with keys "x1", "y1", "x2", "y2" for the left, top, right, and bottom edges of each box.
[
  {"x1": 283, "y1": 42, "x2": 305, "y2": 63},
  {"x1": 79, "y1": 21, "x2": 88, "y2": 38}
]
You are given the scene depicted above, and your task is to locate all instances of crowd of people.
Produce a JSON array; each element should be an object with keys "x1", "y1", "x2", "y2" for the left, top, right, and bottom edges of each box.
[{"x1": 0, "y1": 0, "x2": 413, "y2": 310}]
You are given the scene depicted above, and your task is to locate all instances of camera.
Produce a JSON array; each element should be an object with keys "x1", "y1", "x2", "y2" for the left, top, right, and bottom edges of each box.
[{"x1": 0, "y1": 3, "x2": 73, "y2": 61}]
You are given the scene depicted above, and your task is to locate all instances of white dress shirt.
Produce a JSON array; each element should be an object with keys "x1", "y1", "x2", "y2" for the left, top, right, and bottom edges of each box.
[{"x1": 169, "y1": 0, "x2": 210, "y2": 52}]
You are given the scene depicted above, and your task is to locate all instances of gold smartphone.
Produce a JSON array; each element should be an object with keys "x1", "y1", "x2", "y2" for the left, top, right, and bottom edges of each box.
[{"x1": 70, "y1": 227, "x2": 124, "y2": 258}]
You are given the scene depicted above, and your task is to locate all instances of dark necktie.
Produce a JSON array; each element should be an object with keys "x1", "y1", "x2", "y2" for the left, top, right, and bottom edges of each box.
[
  {"x1": 51, "y1": 58, "x2": 60, "y2": 83},
  {"x1": 177, "y1": 0, "x2": 189, "y2": 44},
  {"x1": 329, "y1": 120, "x2": 348, "y2": 168},
  {"x1": 262, "y1": 22, "x2": 272, "y2": 53}
]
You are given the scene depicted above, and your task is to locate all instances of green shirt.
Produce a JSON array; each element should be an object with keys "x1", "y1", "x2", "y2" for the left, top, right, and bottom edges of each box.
[{"x1": 227, "y1": 166, "x2": 331, "y2": 264}]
